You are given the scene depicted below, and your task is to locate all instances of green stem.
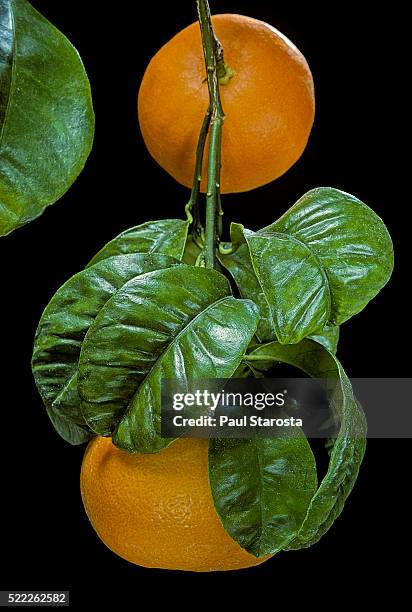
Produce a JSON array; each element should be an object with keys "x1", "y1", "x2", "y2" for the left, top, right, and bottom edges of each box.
[
  {"x1": 207, "y1": 5, "x2": 234, "y2": 85},
  {"x1": 216, "y1": 142, "x2": 223, "y2": 239},
  {"x1": 186, "y1": 107, "x2": 211, "y2": 237},
  {"x1": 197, "y1": 0, "x2": 225, "y2": 269}
]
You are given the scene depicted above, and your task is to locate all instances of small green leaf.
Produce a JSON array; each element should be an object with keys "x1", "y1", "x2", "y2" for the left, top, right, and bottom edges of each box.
[
  {"x1": 88, "y1": 219, "x2": 189, "y2": 266},
  {"x1": 209, "y1": 436, "x2": 318, "y2": 557},
  {"x1": 32, "y1": 253, "x2": 181, "y2": 444},
  {"x1": 220, "y1": 188, "x2": 393, "y2": 344},
  {"x1": 0, "y1": 0, "x2": 94, "y2": 236},
  {"x1": 78, "y1": 266, "x2": 259, "y2": 452},
  {"x1": 182, "y1": 235, "x2": 203, "y2": 265},
  {"x1": 245, "y1": 339, "x2": 367, "y2": 548}
]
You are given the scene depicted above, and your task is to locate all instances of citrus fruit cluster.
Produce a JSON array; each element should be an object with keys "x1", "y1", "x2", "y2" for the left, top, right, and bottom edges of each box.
[{"x1": 32, "y1": 1, "x2": 393, "y2": 572}]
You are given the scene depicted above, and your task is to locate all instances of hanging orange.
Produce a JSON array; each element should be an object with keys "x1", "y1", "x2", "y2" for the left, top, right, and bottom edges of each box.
[
  {"x1": 80, "y1": 436, "x2": 268, "y2": 571},
  {"x1": 138, "y1": 14, "x2": 315, "y2": 194}
]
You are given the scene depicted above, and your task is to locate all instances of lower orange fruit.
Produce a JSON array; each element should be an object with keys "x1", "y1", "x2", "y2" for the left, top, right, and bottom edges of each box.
[{"x1": 80, "y1": 436, "x2": 268, "y2": 572}]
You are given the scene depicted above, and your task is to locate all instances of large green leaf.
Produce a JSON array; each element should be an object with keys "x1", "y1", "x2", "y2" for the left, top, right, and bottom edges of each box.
[
  {"x1": 32, "y1": 253, "x2": 180, "y2": 444},
  {"x1": 0, "y1": 0, "x2": 94, "y2": 236},
  {"x1": 220, "y1": 188, "x2": 393, "y2": 344},
  {"x1": 209, "y1": 436, "x2": 318, "y2": 557},
  {"x1": 88, "y1": 219, "x2": 189, "y2": 266},
  {"x1": 266, "y1": 188, "x2": 393, "y2": 324},
  {"x1": 78, "y1": 266, "x2": 259, "y2": 452},
  {"x1": 244, "y1": 339, "x2": 367, "y2": 548},
  {"x1": 114, "y1": 297, "x2": 259, "y2": 454}
]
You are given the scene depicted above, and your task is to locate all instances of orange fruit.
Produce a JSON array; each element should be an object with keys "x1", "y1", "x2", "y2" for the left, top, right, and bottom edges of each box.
[
  {"x1": 138, "y1": 13, "x2": 315, "y2": 194},
  {"x1": 80, "y1": 436, "x2": 268, "y2": 572}
]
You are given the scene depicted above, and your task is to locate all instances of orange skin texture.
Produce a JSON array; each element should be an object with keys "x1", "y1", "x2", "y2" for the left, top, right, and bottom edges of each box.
[
  {"x1": 138, "y1": 14, "x2": 315, "y2": 194},
  {"x1": 81, "y1": 436, "x2": 268, "y2": 572}
]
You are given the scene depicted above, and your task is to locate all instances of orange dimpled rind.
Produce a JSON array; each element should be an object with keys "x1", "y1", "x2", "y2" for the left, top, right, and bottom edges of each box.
[
  {"x1": 138, "y1": 14, "x2": 315, "y2": 194},
  {"x1": 80, "y1": 437, "x2": 269, "y2": 571}
]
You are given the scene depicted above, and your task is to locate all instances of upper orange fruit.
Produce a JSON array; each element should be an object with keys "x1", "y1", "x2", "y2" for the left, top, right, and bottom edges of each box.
[
  {"x1": 138, "y1": 14, "x2": 315, "y2": 194},
  {"x1": 80, "y1": 436, "x2": 268, "y2": 572}
]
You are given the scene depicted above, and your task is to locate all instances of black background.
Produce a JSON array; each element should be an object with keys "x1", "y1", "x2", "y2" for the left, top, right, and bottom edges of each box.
[{"x1": 1, "y1": 0, "x2": 409, "y2": 605}]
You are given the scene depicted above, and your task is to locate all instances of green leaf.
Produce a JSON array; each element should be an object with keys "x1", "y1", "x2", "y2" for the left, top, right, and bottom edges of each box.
[
  {"x1": 218, "y1": 237, "x2": 273, "y2": 341},
  {"x1": 209, "y1": 436, "x2": 318, "y2": 557},
  {"x1": 309, "y1": 324, "x2": 339, "y2": 354},
  {"x1": 78, "y1": 266, "x2": 259, "y2": 452},
  {"x1": 32, "y1": 253, "x2": 181, "y2": 444},
  {"x1": 266, "y1": 188, "x2": 393, "y2": 325},
  {"x1": 182, "y1": 234, "x2": 203, "y2": 265},
  {"x1": 237, "y1": 224, "x2": 331, "y2": 344},
  {"x1": 88, "y1": 219, "x2": 189, "y2": 266},
  {"x1": 45, "y1": 408, "x2": 90, "y2": 446},
  {"x1": 245, "y1": 339, "x2": 367, "y2": 548},
  {"x1": 220, "y1": 233, "x2": 335, "y2": 346},
  {"x1": 0, "y1": 0, "x2": 94, "y2": 237},
  {"x1": 220, "y1": 188, "x2": 393, "y2": 344},
  {"x1": 115, "y1": 296, "x2": 259, "y2": 454},
  {"x1": 259, "y1": 187, "x2": 393, "y2": 325}
]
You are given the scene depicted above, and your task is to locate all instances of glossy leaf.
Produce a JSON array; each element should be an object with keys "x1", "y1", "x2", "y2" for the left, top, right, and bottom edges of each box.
[
  {"x1": 218, "y1": 238, "x2": 273, "y2": 341},
  {"x1": 245, "y1": 339, "x2": 367, "y2": 548},
  {"x1": 310, "y1": 324, "x2": 339, "y2": 354},
  {"x1": 0, "y1": 0, "x2": 94, "y2": 237},
  {"x1": 32, "y1": 253, "x2": 180, "y2": 444},
  {"x1": 220, "y1": 240, "x2": 339, "y2": 352},
  {"x1": 209, "y1": 435, "x2": 318, "y2": 557},
  {"x1": 239, "y1": 224, "x2": 330, "y2": 344},
  {"x1": 88, "y1": 219, "x2": 189, "y2": 266},
  {"x1": 115, "y1": 296, "x2": 259, "y2": 454},
  {"x1": 266, "y1": 188, "x2": 393, "y2": 325},
  {"x1": 78, "y1": 266, "x2": 259, "y2": 451},
  {"x1": 220, "y1": 188, "x2": 393, "y2": 344}
]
